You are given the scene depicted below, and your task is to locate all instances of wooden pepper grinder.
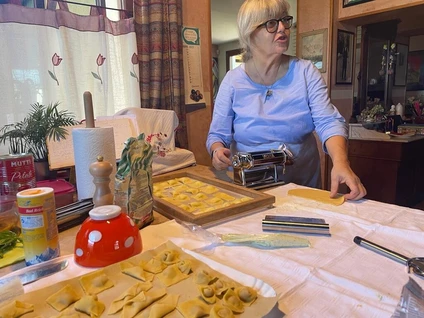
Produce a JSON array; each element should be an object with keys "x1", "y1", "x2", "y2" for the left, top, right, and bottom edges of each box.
[{"x1": 89, "y1": 155, "x2": 114, "y2": 207}]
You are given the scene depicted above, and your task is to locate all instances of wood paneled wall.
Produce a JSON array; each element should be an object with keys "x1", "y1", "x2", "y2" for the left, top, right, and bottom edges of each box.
[
  {"x1": 182, "y1": 0, "x2": 212, "y2": 166},
  {"x1": 297, "y1": 0, "x2": 333, "y2": 189},
  {"x1": 297, "y1": 0, "x2": 332, "y2": 85}
]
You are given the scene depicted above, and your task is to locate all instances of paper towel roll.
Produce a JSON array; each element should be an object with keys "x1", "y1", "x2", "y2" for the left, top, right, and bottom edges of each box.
[{"x1": 72, "y1": 127, "x2": 116, "y2": 200}]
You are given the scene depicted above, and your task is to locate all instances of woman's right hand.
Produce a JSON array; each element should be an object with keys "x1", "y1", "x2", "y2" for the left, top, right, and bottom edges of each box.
[{"x1": 212, "y1": 147, "x2": 232, "y2": 170}]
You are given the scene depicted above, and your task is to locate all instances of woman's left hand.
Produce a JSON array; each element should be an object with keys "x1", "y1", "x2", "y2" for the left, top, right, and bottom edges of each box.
[{"x1": 330, "y1": 161, "x2": 367, "y2": 201}]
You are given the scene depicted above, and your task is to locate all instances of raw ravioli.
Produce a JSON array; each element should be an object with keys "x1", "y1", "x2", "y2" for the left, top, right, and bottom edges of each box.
[
  {"x1": 120, "y1": 261, "x2": 154, "y2": 282},
  {"x1": 46, "y1": 284, "x2": 81, "y2": 312},
  {"x1": 138, "y1": 294, "x2": 179, "y2": 318},
  {"x1": 0, "y1": 300, "x2": 34, "y2": 318},
  {"x1": 177, "y1": 298, "x2": 211, "y2": 318},
  {"x1": 121, "y1": 288, "x2": 166, "y2": 318},
  {"x1": 141, "y1": 258, "x2": 167, "y2": 274},
  {"x1": 74, "y1": 294, "x2": 105, "y2": 318},
  {"x1": 235, "y1": 286, "x2": 257, "y2": 306},
  {"x1": 79, "y1": 270, "x2": 114, "y2": 295},
  {"x1": 157, "y1": 263, "x2": 189, "y2": 287},
  {"x1": 108, "y1": 282, "x2": 153, "y2": 315}
]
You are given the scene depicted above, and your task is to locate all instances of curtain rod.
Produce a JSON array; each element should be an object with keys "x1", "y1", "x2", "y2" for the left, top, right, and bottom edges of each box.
[{"x1": 53, "y1": 0, "x2": 131, "y2": 13}]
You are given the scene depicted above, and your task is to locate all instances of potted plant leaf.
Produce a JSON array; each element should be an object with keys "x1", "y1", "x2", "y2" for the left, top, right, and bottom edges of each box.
[{"x1": 0, "y1": 102, "x2": 79, "y2": 180}]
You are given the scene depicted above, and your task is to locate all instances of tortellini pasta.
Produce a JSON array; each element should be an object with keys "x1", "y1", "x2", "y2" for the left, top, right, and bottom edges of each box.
[
  {"x1": 222, "y1": 289, "x2": 245, "y2": 314},
  {"x1": 210, "y1": 304, "x2": 235, "y2": 318},
  {"x1": 155, "y1": 249, "x2": 179, "y2": 265},
  {"x1": 176, "y1": 259, "x2": 192, "y2": 274},
  {"x1": 212, "y1": 278, "x2": 231, "y2": 296},
  {"x1": 235, "y1": 286, "x2": 258, "y2": 306},
  {"x1": 198, "y1": 285, "x2": 216, "y2": 304}
]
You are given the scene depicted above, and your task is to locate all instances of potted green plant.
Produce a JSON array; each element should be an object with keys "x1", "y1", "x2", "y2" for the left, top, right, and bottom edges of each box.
[{"x1": 0, "y1": 102, "x2": 79, "y2": 179}]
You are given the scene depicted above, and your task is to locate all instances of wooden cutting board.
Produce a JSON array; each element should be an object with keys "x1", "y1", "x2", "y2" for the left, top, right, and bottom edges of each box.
[
  {"x1": 0, "y1": 243, "x2": 24, "y2": 269},
  {"x1": 153, "y1": 171, "x2": 275, "y2": 226}
]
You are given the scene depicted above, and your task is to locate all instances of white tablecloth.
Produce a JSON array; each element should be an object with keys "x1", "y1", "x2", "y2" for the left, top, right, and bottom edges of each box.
[{"x1": 6, "y1": 183, "x2": 424, "y2": 317}]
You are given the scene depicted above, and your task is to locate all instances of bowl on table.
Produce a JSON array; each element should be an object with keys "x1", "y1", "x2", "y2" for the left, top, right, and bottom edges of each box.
[{"x1": 74, "y1": 205, "x2": 142, "y2": 267}]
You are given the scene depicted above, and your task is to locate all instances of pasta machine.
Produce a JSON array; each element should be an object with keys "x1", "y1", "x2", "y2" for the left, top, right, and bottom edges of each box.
[{"x1": 232, "y1": 146, "x2": 293, "y2": 189}]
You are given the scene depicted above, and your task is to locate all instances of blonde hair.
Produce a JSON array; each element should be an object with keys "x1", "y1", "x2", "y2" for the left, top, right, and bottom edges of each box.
[{"x1": 237, "y1": 0, "x2": 290, "y2": 61}]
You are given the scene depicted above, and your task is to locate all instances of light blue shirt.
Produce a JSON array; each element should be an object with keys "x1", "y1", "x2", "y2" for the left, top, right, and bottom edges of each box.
[{"x1": 206, "y1": 57, "x2": 347, "y2": 188}]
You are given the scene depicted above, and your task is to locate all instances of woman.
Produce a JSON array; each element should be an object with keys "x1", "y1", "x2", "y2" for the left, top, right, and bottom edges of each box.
[{"x1": 206, "y1": 0, "x2": 366, "y2": 200}]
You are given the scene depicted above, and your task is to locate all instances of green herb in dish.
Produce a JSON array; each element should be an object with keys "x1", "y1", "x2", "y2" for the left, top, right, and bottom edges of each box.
[{"x1": 0, "y1": 230, "x2": 23, "y2": 258}]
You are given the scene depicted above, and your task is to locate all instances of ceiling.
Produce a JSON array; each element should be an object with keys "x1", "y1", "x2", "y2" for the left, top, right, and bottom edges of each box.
[
  {"x1": 342, "y1": 4, "x2": 424, "y2": 37},
  {"x1": 211, "y1": 0, "x2": 245, "y2": 45},
  {"x1": 211, "y1": 0, "x2": 297, "y2": 45}
]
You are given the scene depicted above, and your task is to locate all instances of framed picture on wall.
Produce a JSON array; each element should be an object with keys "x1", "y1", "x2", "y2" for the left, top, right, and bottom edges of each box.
[
  {"x1": 299, "y1": 29, "x2": 328, "y2": 73},
  {"x1": 336, "y1": 30, "x2": 354, "y2": 84},
  {"x1": 343, "y1": 0, "x2": 373, "y2": 8},
  {"x1": 394, "y1": 44, "x2": 408, "y2": 86},
  {"x1": 406, "y1": 50, "x2": 424, "y2": 91}
]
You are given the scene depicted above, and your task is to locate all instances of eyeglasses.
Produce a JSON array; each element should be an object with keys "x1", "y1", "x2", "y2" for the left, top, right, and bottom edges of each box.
[{"x1": 258, "y1": 16, "x2": 294, "y2": 33}]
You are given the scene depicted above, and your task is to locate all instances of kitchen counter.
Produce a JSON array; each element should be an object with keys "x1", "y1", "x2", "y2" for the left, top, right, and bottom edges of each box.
[{"x1": 348, "y1": 123, "x2": 424, "y2": 142}]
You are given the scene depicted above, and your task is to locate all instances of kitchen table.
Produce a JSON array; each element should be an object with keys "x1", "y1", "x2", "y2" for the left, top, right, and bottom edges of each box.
[{"x1": 2, "y1": 181, "x2": 424, "y2": 317}]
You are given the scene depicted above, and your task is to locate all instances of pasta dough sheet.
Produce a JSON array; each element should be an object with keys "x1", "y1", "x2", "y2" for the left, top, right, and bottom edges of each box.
[
  {"x1": 287, "y1": 188, "x2": 345, "y2": 206},
  {"x1": 0, "y1": 241, "x2": 277, "y2": 318}
]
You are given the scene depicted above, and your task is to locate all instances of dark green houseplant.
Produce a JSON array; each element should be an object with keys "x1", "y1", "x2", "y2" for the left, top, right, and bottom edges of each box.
[{"x1": 0, "y1": 102, "x2": 79, "y2": 178}]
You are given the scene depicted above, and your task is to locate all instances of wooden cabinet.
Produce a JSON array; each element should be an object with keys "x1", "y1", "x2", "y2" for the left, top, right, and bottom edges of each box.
[
  {"x1": 347, "y1": 138, "x2": 424, "y2": 207},
  {"x1": 338, "y1": 0, "x2": 423, "y2": 22}
]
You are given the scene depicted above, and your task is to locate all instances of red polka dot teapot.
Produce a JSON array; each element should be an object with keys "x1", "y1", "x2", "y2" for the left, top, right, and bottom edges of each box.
[{"x1": 74, "y1": 205, "x2": 142, "y2": 267}]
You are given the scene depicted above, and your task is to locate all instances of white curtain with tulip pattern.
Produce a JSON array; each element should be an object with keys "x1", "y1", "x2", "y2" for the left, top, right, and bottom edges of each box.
[{"x1": 0, "y1": 4, "x2": 140, "y2": 155}]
